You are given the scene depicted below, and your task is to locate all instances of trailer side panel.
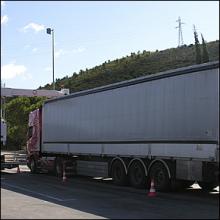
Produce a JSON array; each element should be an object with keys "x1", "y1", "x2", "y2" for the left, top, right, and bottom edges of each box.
[{"x1": 42, "y1": 67, "x2": 219, "y2": 152}]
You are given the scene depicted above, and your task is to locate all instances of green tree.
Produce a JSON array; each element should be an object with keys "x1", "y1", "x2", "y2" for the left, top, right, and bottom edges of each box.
[
  {"x1": 5, "y1": 97, "x2": 45, "y2": 150},
  {"x1": 201, "y1": 34, "x2": 209, "y2": 63},
  {"x1": 193, "y1": 25, "x2": 202, "y2": 64}
]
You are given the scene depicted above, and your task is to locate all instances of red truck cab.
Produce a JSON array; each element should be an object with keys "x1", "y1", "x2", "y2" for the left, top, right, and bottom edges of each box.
[{"x1": 26, "y1": 108, "x2": 42, "y2": 172}]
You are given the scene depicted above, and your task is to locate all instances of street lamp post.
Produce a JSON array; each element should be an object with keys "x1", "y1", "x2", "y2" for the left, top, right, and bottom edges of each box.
[{"x1": 46, "y1": 27, "x2": 55, "y2": 90}]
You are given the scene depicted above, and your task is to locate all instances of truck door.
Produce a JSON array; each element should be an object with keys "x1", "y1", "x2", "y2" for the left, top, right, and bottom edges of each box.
[{"x1": 27, "y1": 109, "x2": 41, "y2": 154}]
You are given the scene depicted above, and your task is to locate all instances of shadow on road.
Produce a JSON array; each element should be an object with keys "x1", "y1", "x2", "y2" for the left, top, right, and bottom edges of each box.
[{"x1": 1, "y1": 168, "x2": 219, "y2": 219}]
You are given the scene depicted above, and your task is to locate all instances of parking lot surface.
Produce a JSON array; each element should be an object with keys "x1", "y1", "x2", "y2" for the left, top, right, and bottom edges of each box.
[{"x1": 1, "y1": 166, "x2": 219, "y2": 219}]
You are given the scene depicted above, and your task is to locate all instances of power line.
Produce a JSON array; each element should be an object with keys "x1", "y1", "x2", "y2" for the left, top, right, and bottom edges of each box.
[{"x1": 175, "y1": 16, "x2": 185, "y2": 47}]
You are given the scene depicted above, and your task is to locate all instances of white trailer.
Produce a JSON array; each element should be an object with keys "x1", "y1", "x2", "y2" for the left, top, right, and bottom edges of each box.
[{"x1": 27, "y1": 61, "x2": 219, "y2": 191}]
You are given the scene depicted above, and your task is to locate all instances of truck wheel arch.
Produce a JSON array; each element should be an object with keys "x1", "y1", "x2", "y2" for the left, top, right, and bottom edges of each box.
[
  {"x1": 148, "y1": 159, "x2": 171, "y2": 179},
  {"x1": 127, "y1": 158, "x2": 148, "y2": 176},
  {"x1": 109, "y1": 157, "x2": 128, "y2": 175}
]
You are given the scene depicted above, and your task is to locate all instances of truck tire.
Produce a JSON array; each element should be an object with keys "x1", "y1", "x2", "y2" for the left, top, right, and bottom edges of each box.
[
  {"x1": 30, "y1": 158, "x2": 37, "y2": 174},
  {"x1": 111, "y1": 160, "x2": 128, "y2": 186},
  {"x1": 198, "y1": 181, "x2": 218, "y2": 191},
  {"x1": 128, "y1": 161, "x2": 147, "y2": 188},
  {"x1": 149, "y1": 162, "x2": 170, "y2": 191}
]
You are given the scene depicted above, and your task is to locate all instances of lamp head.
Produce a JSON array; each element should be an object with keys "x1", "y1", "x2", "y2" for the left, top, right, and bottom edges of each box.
[{"x1": 46, "y1": 28, "x2": 51, "y2": 34}]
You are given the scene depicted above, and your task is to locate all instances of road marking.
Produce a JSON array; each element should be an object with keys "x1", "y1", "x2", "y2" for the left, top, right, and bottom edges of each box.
[{"x1": 1, "y1": 182, "x2": 76, "y2": 202}]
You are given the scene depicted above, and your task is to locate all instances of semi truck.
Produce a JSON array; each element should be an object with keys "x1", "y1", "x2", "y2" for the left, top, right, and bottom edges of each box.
[{"x1": 26, "y1": 61, "x2": 219, "y2": 191}]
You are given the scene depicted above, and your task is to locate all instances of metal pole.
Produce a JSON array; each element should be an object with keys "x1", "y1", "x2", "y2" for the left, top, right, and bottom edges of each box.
[
  {"x1": 2, "y1": 83, "x2": 6, "y2": 120},
  {"x1": 1, "y1": 98, "x2": 3, "y2": 119},
  {"x1": 52, "y1": 29, "x2": 55, "y2": 90},
  {"x1": 3, "y1": 97, "x2": 5, "y2": 119}
]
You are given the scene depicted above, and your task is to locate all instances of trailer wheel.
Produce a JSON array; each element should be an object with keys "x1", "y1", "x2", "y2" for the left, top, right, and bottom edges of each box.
[
  {"x1": 149, "y1": 162, "x2": 170, "y2": 191},
  {"x1": 111, "y1": 160, "x2": 128, "y2": 186},
  {"x1": 198, "y1": 181, "x2": 218, "y2": 191},
  {"x1": 30, "y1": 158, "x2": 37, "y2": 174},
  {"x1": 54, "y1": 158, "x2": 63, "y2": 177},
  {"x1": 128, "y1": 161, "x2": 147, "y2": 188}
]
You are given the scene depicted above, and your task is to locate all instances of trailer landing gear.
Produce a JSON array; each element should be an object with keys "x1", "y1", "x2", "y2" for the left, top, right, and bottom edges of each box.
[{"x1": 54, "y1": 158, "x2": 63, "y2": 177}]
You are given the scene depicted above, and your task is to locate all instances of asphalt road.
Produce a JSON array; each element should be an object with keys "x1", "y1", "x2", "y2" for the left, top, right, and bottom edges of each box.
[{"x1": 1, "y1": 166, "x2": 219, "y2": 219}]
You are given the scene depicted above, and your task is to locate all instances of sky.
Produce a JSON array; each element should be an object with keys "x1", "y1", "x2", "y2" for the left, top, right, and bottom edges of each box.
[{"x1": 1, "y1": 1, "x2": 219, "y2": 90}]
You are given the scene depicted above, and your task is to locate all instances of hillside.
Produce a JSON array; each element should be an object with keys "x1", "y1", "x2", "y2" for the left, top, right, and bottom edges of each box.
[{"x1": 41, "y1": 40, "x2": 219, "y2": 93}]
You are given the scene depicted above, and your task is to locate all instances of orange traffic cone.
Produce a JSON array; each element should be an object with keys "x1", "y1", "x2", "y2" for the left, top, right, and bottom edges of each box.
[
  {"x1": 148, "y1": 179, "x2": 156, "y2": 197},
  {"x1": 62, "y1": 169, "x2": 67, "y2": 183},
  {"x1": 16, "y1": 166, "x2": 20, "y2": 173}
]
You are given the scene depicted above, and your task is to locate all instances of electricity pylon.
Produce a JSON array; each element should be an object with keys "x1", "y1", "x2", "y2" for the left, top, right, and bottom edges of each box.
[{"x1": 175, "y1": 16, "x2": 185, "y2": 47}]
